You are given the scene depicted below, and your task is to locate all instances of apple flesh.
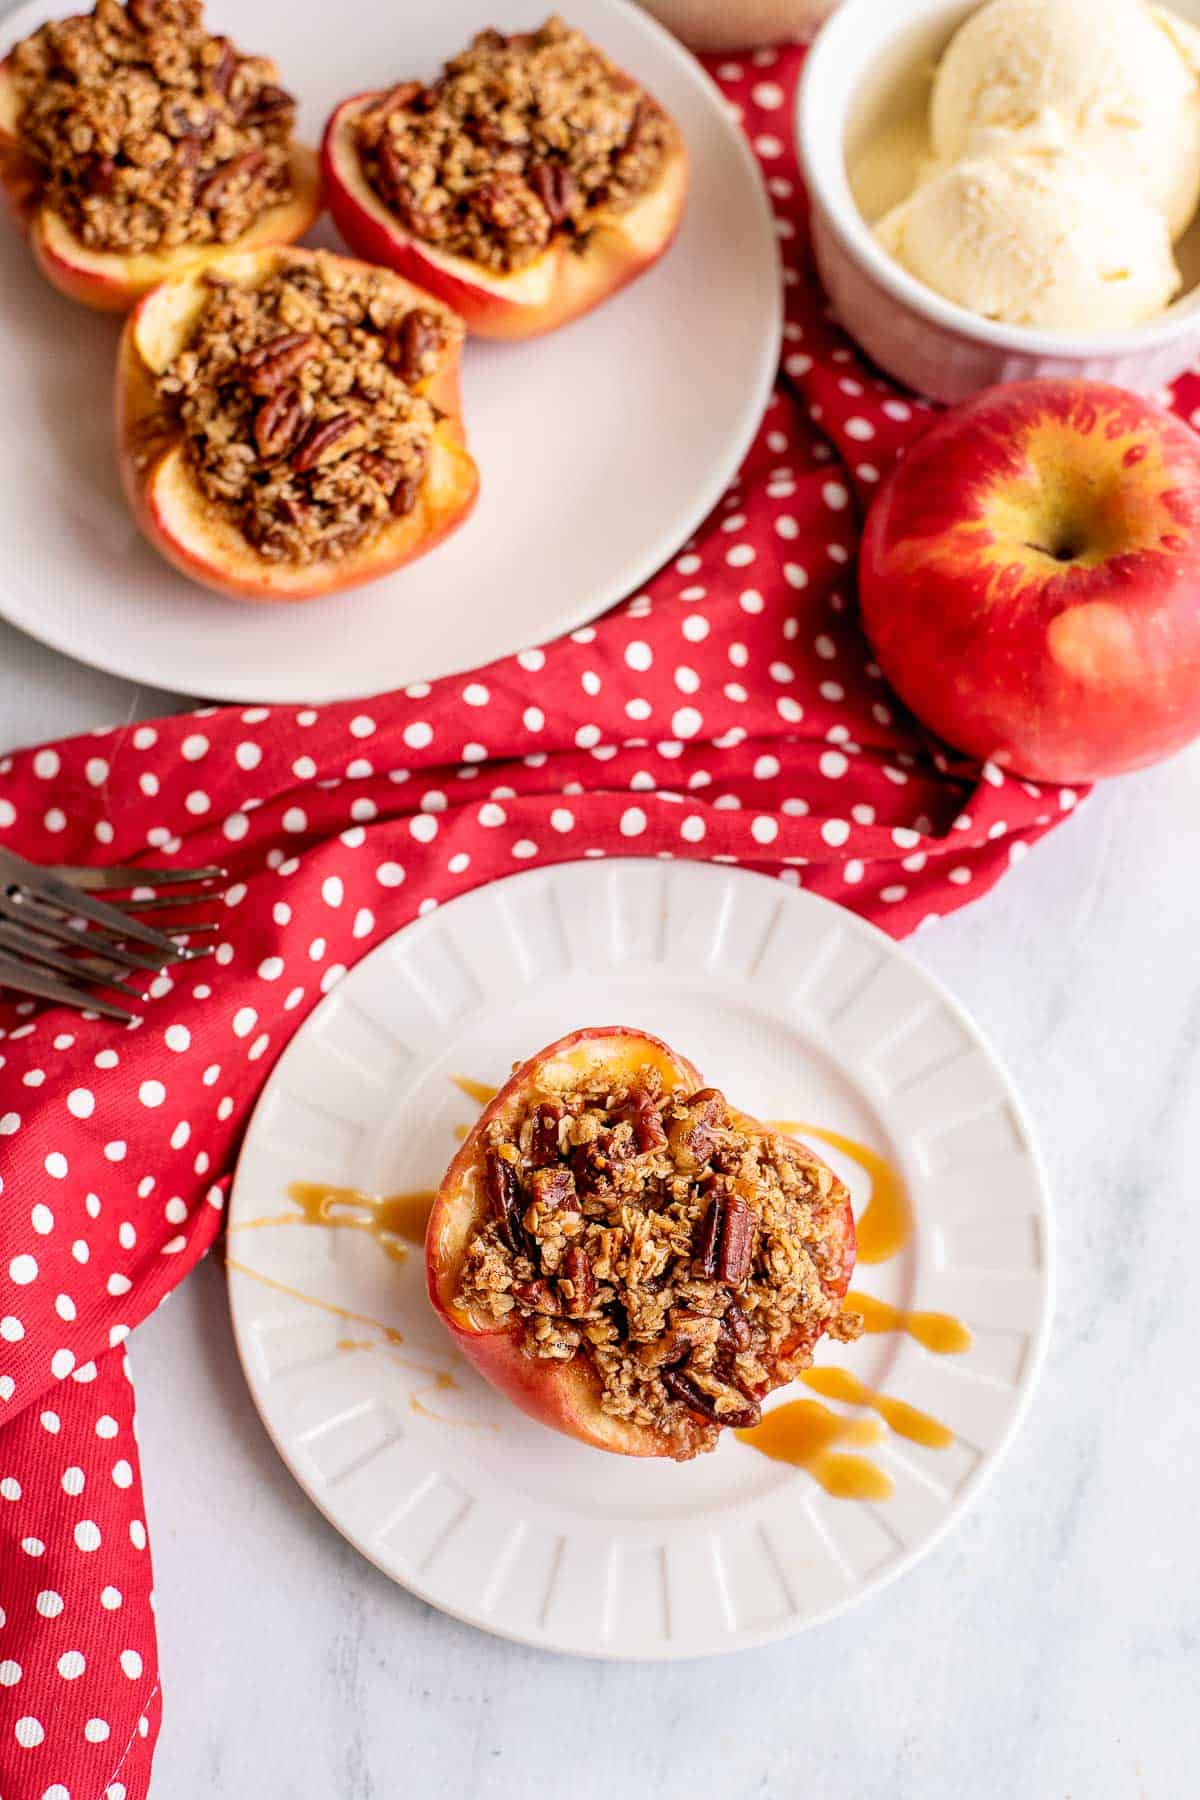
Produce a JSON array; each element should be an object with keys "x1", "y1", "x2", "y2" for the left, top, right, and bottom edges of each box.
[
  {"x1": 0, "y1": 55, "x2": 322, "y2": 312},
  {"x1": 860, "y1": 380, "x2": 1200, "y2": 783},
  {"x1": 116, "y1": 246, "x2": 479, "y2": 603},
  {"x1": 425, "y1": 1027, "x2": 858, "y2": 1459},
  {"x1": 321, "y1": 78, "x2": 688, "y2": 341}
]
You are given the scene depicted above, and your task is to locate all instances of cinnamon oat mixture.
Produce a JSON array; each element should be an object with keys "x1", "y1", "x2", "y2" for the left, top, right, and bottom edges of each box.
[
  {"x1": 456, "y1": 1068, "x2": 861, "y2": 1457},
  {"x1": 150, "y1": 252, "x2": 459, "y2": 564},
  {"x1": 355, "y1": 16, "x2": 678, "y2": 275},
  {"x1": 10, "y1": 0, "x2": 297, "y2": 253}
]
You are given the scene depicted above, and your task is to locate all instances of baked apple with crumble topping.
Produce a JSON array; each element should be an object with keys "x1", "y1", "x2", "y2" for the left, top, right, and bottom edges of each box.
[
  {"x1": 322, "y1": 16, "x2": 688, "y2": 340},
  {"x1": 0, "y1": 0, "x2": 320, "y2": 311},
  {"x1": 116, "y1": 245, "x2": 478, "y2": 601},
  {"x1": 426, "y1": 1029, "x2": 860, "y2": 1460}
]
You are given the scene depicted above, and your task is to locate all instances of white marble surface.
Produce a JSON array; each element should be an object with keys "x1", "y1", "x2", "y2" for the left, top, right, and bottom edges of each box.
[{"x1": 1, "y1": 612, "x2": 1197, "y2": 1799}]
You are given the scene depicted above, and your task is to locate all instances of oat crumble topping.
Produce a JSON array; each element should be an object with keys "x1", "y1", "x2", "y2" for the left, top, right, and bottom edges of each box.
[
  {"x1": 10, "y1": 0, "x2": 298, "y2": 254},
  {"x1": 455, "y1": 1066, "x2": 861, "y2": 1458},
  {"x1": 150, "y1": 251, "x2": 460, "y2": 564},
  {"x1": 354, "y1": 16, "x2": 678, "y2": 275}
]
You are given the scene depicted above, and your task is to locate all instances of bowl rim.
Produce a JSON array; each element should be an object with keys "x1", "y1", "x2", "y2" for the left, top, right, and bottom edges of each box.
[{"x1": 797, "y1": 0, "x2": 1200, "y2": 360}]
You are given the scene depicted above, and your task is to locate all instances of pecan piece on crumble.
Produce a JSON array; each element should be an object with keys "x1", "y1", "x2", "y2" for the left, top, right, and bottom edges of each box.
[
  {"x1": 558, "y1": 1246, "x2": 596, "y2": 1318},
  {"x1": 238, "y1": 331, "x2": 321, "y2": 395},
  {"x1": 485, "y1": 1147, "x2": 526, "y2": 1256},
  {"x1": 290, "y1": 412, "x2": 364, "y2": 474},
  {"x1": 352, "y1": 15, "x2": 680, "y2": 275},
  {"x1": 530, "y1": 1101, "x2": 565, "y2": 1167},
  {"x1": 663, "y1": 1366, "x2": 761, "y2": 1432},
  {"x1": 253, "y1": 387, "x2": 305, "y2": 460},
  {"x1": 387, "y1": 308, "x2": 448, "y2": 386},
  {"x1": 697, "y1": 1188, "x2": 756, "y2": 1287},
  {"x1": 629, "y1": 1087, "x2": 667, "y2": 1152},
  {"x1": 450, "y1": 1045, "x2": 862, "y2": 1460},
  {"x1": 8, "y1": 0, "x2": 301, "y2": 255},
  {"x1": 148, "y1": 249, "x2": 464, "y2": 565}
]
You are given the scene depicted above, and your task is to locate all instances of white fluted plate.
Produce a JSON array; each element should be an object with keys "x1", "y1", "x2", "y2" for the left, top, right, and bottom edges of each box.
[{"x1": 227, "y1": 860, "x2": 1053, "y2": 1657}]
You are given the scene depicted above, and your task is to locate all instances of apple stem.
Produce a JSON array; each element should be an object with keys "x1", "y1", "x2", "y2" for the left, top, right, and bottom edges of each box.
[{"x1": 1024, "y1": 540, "x2": 1076, "y2": 563}]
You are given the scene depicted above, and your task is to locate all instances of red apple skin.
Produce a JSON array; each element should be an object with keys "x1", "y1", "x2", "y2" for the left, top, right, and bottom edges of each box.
[
  {"x1": 426, "y1": 1027, "x2": 858, "y2": 1459},
  {"x1": 0, "y1": 56, "x2": 323, "y2": 311},
  {"x1": 116, "y1": 246, "x2": 479, "y2": 603},
  {"x1": 322, "y1": 81, "x2": 688, "y2": 341},
  {"x1": 860, "y1": 380, "x2": 1200, "y2": 784}
]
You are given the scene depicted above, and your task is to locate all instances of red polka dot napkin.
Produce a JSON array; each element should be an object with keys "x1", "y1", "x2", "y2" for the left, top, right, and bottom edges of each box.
[{"x1": 0, "y1": 43, "x2": 1108, "y2": 1800}]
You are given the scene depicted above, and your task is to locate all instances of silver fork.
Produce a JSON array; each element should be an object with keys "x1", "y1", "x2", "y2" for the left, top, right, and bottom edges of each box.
[{"x1": 0, "y1": 847, "x2": 227, "y2": 1025}]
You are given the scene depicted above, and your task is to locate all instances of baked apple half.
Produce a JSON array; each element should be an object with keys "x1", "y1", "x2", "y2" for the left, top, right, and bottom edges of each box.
[
  {"x1": 116, "y1": 245, "x2": 479, "y2": 602},
  {"x1": 426, "y1": 1029, "x2": 860, "y2": 1460},
  {"x1": 322, "y1": 17, "x2": 689, "y2": 341},
  {"x1": 0, "y1": 0, "x2": 321, "y2": 312}
]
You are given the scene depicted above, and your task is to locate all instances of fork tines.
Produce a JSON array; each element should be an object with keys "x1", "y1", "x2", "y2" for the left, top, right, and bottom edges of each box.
[{"x1": 0, "y1": 847, "x2": 229, "y2": 1023}]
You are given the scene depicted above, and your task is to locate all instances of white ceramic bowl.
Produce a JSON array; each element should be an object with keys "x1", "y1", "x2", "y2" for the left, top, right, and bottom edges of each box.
[{"x1": 798, "y1": 0, "x2": 1200, "y2": 402}]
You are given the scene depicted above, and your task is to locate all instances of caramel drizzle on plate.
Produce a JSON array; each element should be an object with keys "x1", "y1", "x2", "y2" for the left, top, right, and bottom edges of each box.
[
  {"x1": 229, "y1": 1182, "x2": 435, "y2": 1263},
  {"x1": 227, "y1": 1257, "x2": 406, "y2": 1352},
  {"x1": 451, "y1": 1075, "x2": 499, "y2": 1105},
  {"x1": 735, "y1": 1401, "x2": 893, "y2": 1501},
  {"x1": 844, "y1": 1289, "x2": 973, "y2": 1355},
  {"x1": 766, "y1": 1121, "x2": 912, "y2": 1265},
  {"x1": 765, "y1": 1123, "x2": 972, "y2": 1351},
  {"x1": 225, "y1": 1258, "x2": 467, "y2": 1424},
  {"x1": 800, "y1": 1367, "x2": 953, "y2": 1450}
]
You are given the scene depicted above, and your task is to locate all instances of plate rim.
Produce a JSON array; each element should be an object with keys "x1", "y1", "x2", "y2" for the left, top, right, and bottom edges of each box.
[
  {"x1": 0, "y1": 0, "x2": 782, "y2": 704},
  {"x1": 226, "y1": 859, "x2": 1055, "y2": 1659}
]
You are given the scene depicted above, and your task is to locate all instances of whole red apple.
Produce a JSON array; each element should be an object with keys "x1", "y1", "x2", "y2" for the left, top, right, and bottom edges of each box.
[{"x1": 859, "y1": 380, "x2": 1200, "y2": 783}]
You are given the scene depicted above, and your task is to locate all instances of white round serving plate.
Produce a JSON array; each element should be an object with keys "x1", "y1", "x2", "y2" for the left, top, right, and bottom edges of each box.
[
  {"x1": 0, "y1": 0, "x2": 780, "y2": 703},
  {"x1": 228, "y1": 860, "x2": 1053, "y2": 1658}
]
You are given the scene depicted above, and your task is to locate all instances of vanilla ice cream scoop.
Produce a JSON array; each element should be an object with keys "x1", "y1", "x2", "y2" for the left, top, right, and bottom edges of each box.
[
  {"x1": 877, "y1": 149, "x2": 1181, "y2": 331},
  {"x1": 931, "y1": 0, "x2": 1200, "y2": 242}
]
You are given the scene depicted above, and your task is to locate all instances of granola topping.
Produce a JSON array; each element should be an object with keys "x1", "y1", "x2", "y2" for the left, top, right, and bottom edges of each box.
[
  {"x1": 455, "y1": 1065, "x2": 862, "y2": 1458},
  {"x1": 10, "y1": 0, "x2": 298, "y2": 254},
  {"x1": 150, "y1": 251, "x2": 460, "y2": 564},
  {"x1": 354, "y1": 16, "x2": 678, "y2": 275}
]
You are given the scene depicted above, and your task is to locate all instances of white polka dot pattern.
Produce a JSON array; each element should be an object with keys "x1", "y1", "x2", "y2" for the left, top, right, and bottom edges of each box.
[{"x1": 0, "y1": 45, "x2": 1088, "y2": 1800}]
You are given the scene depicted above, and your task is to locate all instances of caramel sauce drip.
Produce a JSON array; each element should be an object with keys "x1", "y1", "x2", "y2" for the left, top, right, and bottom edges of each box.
[
  {"x1": 845, "y1": 1290, "x2": 973, "y2": 1355},
  {"x1": 801, "y1": 1367, "x2": 953, "y2": 1450},
  {"x1": 410, "y1": 1371, "x2": 468, "y2": 1423},
  {"x1": 452, "y1": 1076, "x2": 498, "y2": 1105},
  {"x1": 736, "y1": 1400, "x2": 894, "y2": 1500},
  {"x1": 767, "y1": 1121, "x2": 912, "y2": 1264},
  {"x1": 226, "y1": 1259, "x2": 462, "y2": 1420},
  {"x1": 230, "y1": 1183, "x2": 435, "y2": 1263},
  {"x1": 226, "y1": 1257, "x2": 409, "y2": 1348}
]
